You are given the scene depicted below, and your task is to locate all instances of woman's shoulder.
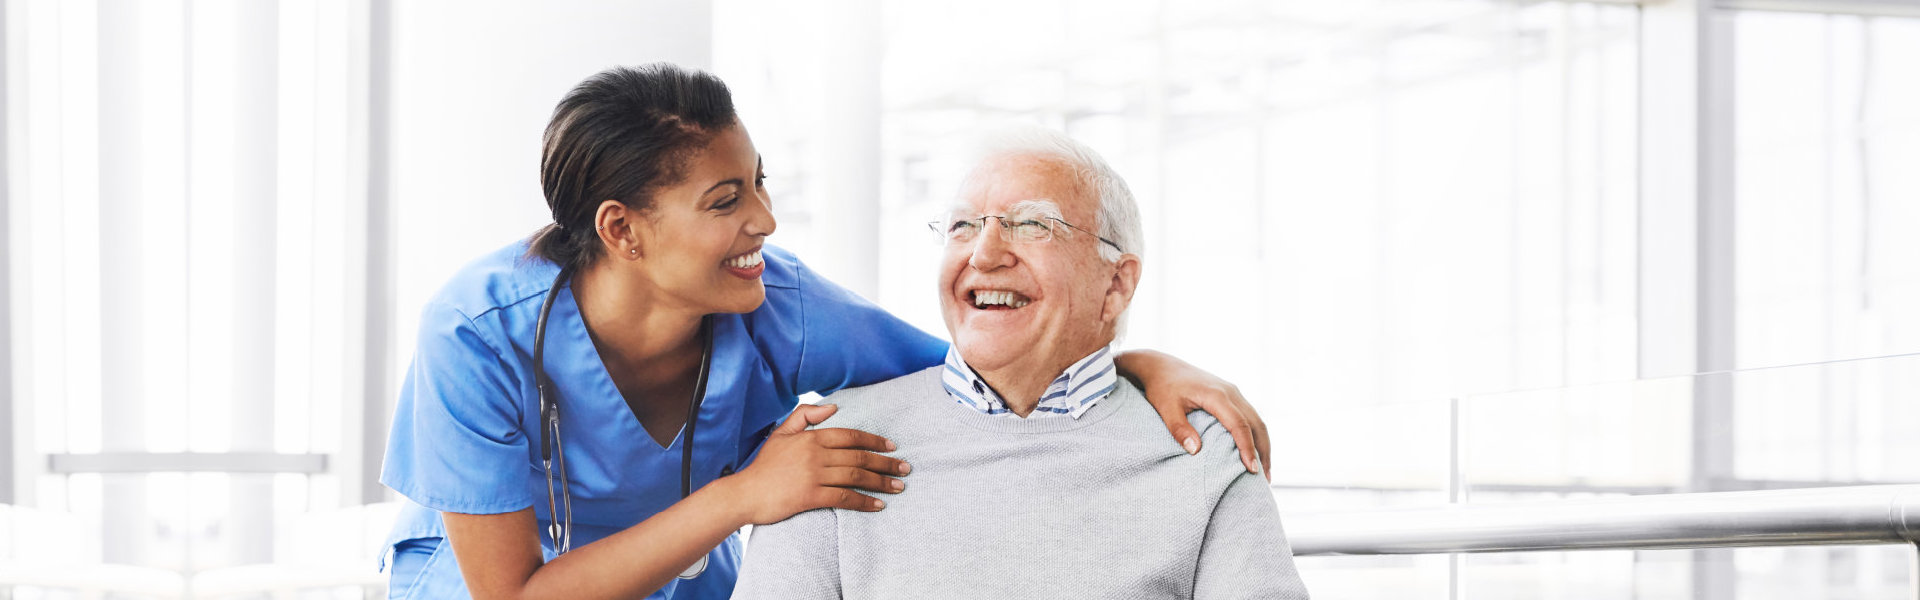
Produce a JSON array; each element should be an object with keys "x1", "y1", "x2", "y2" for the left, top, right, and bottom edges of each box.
[{"x1": 425, "y1": 238, "x2": 558, "y2": 322}]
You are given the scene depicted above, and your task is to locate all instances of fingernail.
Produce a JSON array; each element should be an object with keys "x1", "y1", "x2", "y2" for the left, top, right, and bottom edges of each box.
[
  {"x1": 887, "y1": 440, "x2": 898, "y2": 451},
  {"x1": 890, "y1": 479, "x2": 905, "y2": 491},
  {"x1": 1183, "y1": 437, "x2": 1200, "y2": 455},
  {"x1": 898, "y1": 462, "x2": 912, "y2": 475},
  {"x1": 873, "y1": 499, "x2": 887, "y2": 509},
  {"x1": 1251, "y1": 461, "x2": 1263, "y2": 474}
]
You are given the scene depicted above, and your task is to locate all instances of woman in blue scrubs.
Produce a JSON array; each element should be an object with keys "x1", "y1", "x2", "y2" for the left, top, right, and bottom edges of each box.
[{"x1": 380, "y1": 64, "x2": 1272, "y2": 600}]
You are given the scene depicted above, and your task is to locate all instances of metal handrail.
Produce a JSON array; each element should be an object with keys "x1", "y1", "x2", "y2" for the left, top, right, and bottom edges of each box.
[
  {"x1": 1285, "y1": 485, "x2": 1920, "y2": 597},
  {"x1": 1285, "y1": 484, "x2": 1920, "y2": 556}
]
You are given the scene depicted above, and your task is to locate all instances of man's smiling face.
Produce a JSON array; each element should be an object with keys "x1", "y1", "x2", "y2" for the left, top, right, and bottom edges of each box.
[{"x1": 937, "y1": 155, "x2": 1123, "y2": 379}]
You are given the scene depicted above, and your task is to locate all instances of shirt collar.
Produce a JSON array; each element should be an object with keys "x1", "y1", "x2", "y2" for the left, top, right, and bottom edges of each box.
[{"x1": 940, "y1": 345, "x2": 1117, "y2": 419}]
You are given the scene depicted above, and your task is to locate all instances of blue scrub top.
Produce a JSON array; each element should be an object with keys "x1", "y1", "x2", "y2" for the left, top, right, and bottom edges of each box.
[{"x1": 378, "y1": 241, "x2": 946, "y2": 600}]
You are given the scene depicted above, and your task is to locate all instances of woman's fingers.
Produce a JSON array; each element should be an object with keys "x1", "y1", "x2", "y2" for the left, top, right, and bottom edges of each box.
[
  {"x1": 776, "y1": 403, "x2": 838, "y2": 434},
  {"x1": 820, "y1": 466, "x2": 905, "y2": 494},
  {"x1": 1209, "y1": 401, "x2": 1264, "y2": 479},
  {"x1": 1250, "y1": 407, "x2": 1273, "y2": 480},
  {"x1": 816, "y1": 487, "x2": 887, "y2": 512},
  {"x1": 1220, "y1": 387, "x2": 1273, "y2": 481},
  {"x1": 740, "y1": 414, "x2": 909, "y2": 520},
  {"x1": 810, "y1": 427, "x2": 896, "y2": 452},
  {"x1": 823, "y1": 447, "x2": 911, "y2": 476},
  {"x1": 1152, "y1": 400, "x2": 1203, "y2": 455},
  {"x1": 1178, "y1": 383, "x2": 1269, "y2": 480}
]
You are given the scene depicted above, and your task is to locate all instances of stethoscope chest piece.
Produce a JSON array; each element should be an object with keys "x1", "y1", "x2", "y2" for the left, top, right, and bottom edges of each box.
[{"x1": 680, "y1": 554, "x2": 708, "y2": 579}]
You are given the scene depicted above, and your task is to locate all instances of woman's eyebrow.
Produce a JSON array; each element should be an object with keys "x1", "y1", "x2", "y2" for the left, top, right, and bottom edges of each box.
[{"x1": 704, "y1": 157, "x2": 764, "y2": 195}]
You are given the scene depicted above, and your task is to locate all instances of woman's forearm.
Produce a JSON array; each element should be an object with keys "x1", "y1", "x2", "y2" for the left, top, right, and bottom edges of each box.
[
  {"x1": 532, "y1": 478, "x2": 748, "y2": 599},
  {"x1": 447, "y1": 479, "x2": 750, "y2": 600},
  {"x1": 1110, "y1": 348, "x2": 1169, "y2": 387}
]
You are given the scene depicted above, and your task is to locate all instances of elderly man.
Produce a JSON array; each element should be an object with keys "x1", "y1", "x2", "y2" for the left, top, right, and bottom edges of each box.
[{"x1": 729, "y1": 129, "x2": 1310, "y2": 599}]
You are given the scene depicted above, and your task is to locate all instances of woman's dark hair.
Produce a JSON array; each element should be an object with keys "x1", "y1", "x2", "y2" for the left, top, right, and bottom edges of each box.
[{"x1": 528, "y1": 63, "x2": 738, "y2": 268}]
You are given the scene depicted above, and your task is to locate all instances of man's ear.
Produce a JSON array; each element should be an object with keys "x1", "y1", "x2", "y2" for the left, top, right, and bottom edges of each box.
[
  {"x1": 594, "y1": 200, "x2": 642, "y2": 260},
  {"x1": 1101, "y1": 253, "x2": 1142, "y2": 323}
]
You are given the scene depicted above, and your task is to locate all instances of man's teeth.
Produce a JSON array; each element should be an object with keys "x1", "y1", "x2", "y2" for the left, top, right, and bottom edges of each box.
[
  {"x1": 972, "y1": 290, "x2": 1030, "y2": 308},
  {"x1": 725, "y1": 250, "x2": 763, "y2": 269}
]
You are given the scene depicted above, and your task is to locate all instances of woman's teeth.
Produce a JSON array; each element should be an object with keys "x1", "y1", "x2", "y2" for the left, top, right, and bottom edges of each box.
[
  {"x1": 725, "y1": 250, "x2": 763, "y2": 269},
  {"x1": 972, "y1": 290, "x2": 1030, "y2": 308}
]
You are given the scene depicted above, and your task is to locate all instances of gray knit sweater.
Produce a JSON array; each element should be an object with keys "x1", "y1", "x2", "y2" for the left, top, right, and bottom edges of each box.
[{"x1": 730, "y1": 367, "x2": 1311, "y2": 599}]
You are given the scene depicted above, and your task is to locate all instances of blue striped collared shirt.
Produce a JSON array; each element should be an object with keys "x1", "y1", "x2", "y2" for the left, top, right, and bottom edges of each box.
[{"x1": 940, "y1": 345, "x2": 1118, "y2": 419}]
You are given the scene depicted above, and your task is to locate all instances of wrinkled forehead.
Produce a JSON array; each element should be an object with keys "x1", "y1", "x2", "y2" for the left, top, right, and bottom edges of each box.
[
  {"x1": 955, "y1": 155, "x2": 1093, "y2": 216},
  {"x1": 944, "y1": 198, "x2": 1065, "y2": 220}
]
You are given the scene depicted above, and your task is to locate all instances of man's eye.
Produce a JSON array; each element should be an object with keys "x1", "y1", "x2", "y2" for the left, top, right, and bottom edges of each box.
[
  {"x1": 1012, "y1": 219, "x2": 1049, "y2": 231},
  {"x1": 948, "y1": 220, "x2": 978, "y2": 234}
]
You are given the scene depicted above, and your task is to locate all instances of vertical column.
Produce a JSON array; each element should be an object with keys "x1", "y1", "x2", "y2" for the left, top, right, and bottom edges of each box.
[
  {"x1": 0, "y1": 0, "x2": 14, "y2": 508},
  {"x1": 96, "y1": 0, "x2": 149, "y2": 564},
  {"x1": 355, "y1": 0, "x2": 392, "y2": 506},
  {"x1": 229, "y1": 0, "x2": 279, "y2": 563},
  {"x1": 1639, "y1": 0, "x2": 1702, "y2": 381},
  {"x1": 1640, "y1": 0, "x2": 1737, "y2": 597},
  {"x1": 1909, "y1": 542, "x2": 1918, "y2": 600},
  {"x1": 807, "y1": 0, "x2": 881, "y2": 298}
]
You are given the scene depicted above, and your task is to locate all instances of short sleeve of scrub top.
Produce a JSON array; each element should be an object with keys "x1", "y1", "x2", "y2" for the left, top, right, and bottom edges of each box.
[
  {"x1": 384, "y1": 298, "x2": 535, "y2": 516},
  {"x1": 378, "y1": 242, "x2": 947, "y2": 600}
]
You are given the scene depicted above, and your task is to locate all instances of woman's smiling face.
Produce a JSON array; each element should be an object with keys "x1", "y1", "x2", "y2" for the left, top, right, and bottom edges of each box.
[{"x1": 630, "y1": 122, "x2": 776, "y2": 315}]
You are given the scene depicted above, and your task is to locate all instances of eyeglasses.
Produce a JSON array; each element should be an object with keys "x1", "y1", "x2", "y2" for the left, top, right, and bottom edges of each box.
[{"x1": 927, "y1": 214, "x2": 1123, "y2": 253}]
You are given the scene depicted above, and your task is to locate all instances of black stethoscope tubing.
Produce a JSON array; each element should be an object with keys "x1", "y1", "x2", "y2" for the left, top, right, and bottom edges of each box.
[{"x1": 533, "y1": 264, "x2": 713, "y2": 578}]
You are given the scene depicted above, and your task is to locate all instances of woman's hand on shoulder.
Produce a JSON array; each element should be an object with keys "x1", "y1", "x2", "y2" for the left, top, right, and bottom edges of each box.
[
  {"x1": 722, "y1": 404, "x2": 911, "y2": 525},
  {"x1": 1114, "y1": 349, "x2": 1273, "y2": 480}
]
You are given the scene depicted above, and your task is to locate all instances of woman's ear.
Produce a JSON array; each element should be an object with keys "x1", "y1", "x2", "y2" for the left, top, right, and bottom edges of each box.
[
  {"x1": 1102, "y1": 254, "x2": 1142, "y2": 323},
  {"x1": 594, "y1": 200, "x2": 641, "y2": 260}
]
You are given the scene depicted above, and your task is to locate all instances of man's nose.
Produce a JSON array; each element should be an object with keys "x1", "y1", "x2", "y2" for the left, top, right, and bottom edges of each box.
[{"x1": 967, "y1": 221, "x2": 1017, "y2": 271}]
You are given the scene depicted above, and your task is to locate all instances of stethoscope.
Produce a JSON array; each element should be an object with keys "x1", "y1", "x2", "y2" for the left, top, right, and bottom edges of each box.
[{"x1": 533, "y1": 264, "x2": 714, "y2": 578}]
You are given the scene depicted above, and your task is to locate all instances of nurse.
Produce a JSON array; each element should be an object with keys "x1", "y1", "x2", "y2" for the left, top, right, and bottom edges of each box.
[{"x1": 380, "y1": 63, "x2": 1273, "y2": 600}]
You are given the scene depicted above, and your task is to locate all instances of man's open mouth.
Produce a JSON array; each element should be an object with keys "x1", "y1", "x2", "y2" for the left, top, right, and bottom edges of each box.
[{"x1": 969, "y1": 289, "x2": 1031, "y2": 310}]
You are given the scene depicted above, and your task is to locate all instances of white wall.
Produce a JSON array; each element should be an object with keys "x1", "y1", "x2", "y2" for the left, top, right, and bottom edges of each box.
[{"x1": 388, "y1": 0, "x2": 713, "y2": 391}]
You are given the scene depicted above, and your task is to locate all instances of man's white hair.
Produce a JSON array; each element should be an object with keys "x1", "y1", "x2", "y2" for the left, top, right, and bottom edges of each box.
[
  {"x1": 959, "y1": 126, "x2": 1144, "y2": 264},
  {"x1": 958, "y1": 125, "x2": 1144, "y2": 338}
]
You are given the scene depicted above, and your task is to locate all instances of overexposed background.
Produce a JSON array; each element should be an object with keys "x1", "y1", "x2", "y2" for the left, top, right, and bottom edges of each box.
[{"x1": 6, "y1": 0, "x2": 1919, "y2": 598}]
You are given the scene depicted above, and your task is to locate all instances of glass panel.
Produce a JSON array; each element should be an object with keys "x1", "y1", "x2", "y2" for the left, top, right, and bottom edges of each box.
[
  {"x1": 1295, "y1": 554, "x2": 1455, "y2": 599},
  {"x1": 1457, "y1": 353, "x2": 1920, "y2": 491},
  {"x1": 1458, "y1": 550, "x2": 1691, "y2": 599},
  {"x1": 1734, "y1": 12, "x2": 1920, "y2": 370},
  {"x1": 1273, "y1": 398, "x2": 1456, "y2": 597},
  {"x1": 1434, "y1": 354, "x2": 1919, "y2": 597},
  {"x1": 1284, "y1": 353, "x2": 1919, "y2": 597}
]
